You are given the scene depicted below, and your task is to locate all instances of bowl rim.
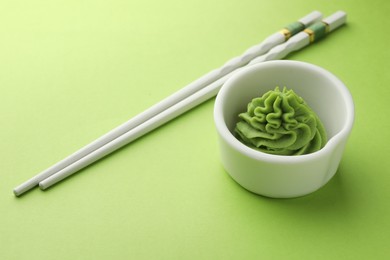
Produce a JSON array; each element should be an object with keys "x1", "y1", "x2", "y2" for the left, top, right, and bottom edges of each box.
[{"x1": 214, "y1": 60, "x2": 355, "y2": 164}]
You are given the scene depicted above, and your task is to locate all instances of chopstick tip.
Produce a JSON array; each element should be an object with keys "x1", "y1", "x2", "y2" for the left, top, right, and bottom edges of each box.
[
  {"x1": 39, "y1": 181, "x2": 47, "y2": 190},
  {"x1": 13, "y1": 188, "x2": 20, "y2": 197}
]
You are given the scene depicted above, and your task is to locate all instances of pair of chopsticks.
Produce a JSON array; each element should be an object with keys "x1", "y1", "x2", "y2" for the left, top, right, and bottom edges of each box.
[{"x1": 14, "y1": 10, "x2": 347, "y2": 196}]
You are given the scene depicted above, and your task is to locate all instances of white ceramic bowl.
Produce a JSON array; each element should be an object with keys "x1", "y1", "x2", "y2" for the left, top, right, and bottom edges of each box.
[{"x1": 214, "y1": 60, "x2": 354, "y2": 198}]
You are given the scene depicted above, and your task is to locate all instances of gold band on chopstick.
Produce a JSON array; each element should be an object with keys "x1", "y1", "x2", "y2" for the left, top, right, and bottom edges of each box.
[
  {"x1": 304, "y1": 28, "x2": 315, "y2": 42},
  {"x1": 279, "y1": 21, "x2": 306, "y2": 40},
  {"x1": 304, "y1": 22, "x2": 329, "y2": 43},
  {"x1": 322, "y1": 21, "x2": 330, "y2": 33},
  {"x1": 279, "y1": 28, "x2": 292, "y2": 40}
]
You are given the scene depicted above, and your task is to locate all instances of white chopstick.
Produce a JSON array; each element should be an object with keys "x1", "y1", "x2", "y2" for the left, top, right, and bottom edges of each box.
[{"x1": 13, "y1": 11, "x2": 323, "y2": 196}]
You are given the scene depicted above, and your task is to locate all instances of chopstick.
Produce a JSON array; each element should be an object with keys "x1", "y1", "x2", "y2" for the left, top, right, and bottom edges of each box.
[{"x1": 13, "y1": 11, "x2": 323, "y2": 196}]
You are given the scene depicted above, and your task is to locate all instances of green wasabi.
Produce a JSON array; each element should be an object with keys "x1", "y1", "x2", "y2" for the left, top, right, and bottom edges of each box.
[{"x1": 235, "y1": 87, "x2": 327, "y2": 155}]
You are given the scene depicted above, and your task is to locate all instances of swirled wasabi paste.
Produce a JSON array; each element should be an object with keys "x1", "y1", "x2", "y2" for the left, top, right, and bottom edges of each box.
[{"x1": 235, "y1": 87, "x2": 327, "y2": 155}]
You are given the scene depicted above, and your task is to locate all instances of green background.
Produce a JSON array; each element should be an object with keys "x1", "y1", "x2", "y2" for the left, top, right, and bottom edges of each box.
[{"x1": 1, "y1": 0, "x2": 389, "y2": 259}]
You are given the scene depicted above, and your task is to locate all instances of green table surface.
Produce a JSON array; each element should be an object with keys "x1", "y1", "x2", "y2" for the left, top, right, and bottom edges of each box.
[{"x1": 1, "y1": 0, "x2": 389, "y2": 259}]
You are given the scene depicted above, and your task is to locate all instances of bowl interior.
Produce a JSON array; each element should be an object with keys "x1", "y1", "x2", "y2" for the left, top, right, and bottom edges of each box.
[{"x1": 219, "y1": 61, "x2": 352, "y2": 142}]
